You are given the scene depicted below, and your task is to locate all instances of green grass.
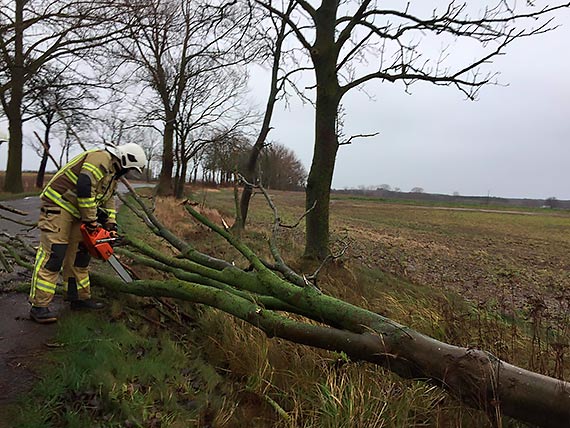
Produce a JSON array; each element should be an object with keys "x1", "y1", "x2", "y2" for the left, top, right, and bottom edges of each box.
[{"x1": 13, "y1": 310, "x2": 201, "y2": 428}]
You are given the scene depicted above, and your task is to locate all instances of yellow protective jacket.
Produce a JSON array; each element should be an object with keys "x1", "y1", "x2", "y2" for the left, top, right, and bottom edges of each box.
[{"x1": 40, "y1": 149, "x2": 118, "y2": 224}]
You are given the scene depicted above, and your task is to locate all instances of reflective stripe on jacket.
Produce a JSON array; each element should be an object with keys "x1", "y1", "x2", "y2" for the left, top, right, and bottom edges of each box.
[{"x1": 41, "y1": 149, "x2": 118, "y2": 223}]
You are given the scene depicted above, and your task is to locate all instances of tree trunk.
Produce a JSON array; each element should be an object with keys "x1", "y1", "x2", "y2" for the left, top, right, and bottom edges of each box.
[
  {"x1": 4, "y1": 99, "x2": 24, "y2": 193},
  {"x1": 237, "y1": 7, "x2": 289, "y2": 230},
  {"x1": 157, "y1": 113, "x2": 175, "y2": 196},
  {"x1": 146, "y1": 160, "x2": 152, "y2": 182},
  {"x1": 3, "y1": 0, "x2": 25, "y2": 194},
  {"x1": 304, "y1": 3, "x2": 341, "y2": 260},
  {"x1": 35, "y1": 123, "x2": 52, "y2": 189},
  {"x1": 36, "y1": 146, "x2": 49, "y2": 189},
  {"x1": 173, "y1": 153, "x2": 181, "y2": 198},
  {"x1": 175, "y1": 160, "x2": 188, "y2": 199}
]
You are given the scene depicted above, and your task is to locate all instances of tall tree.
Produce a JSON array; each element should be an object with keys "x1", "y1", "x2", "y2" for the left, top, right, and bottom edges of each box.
[
  {"x1": 0, "y1": 0, "x2": 122, "y2": 193},
  {"x1": 255, "y1": 0, "x2": 570, "y2": 260},
  {"x1": 112, "y1": 0, "x2": 253, "y2": 196},
  {"x1": 174, "y1": 58, "x2": 251, "y2": 199},
  {"x1": 237, "y1": 1, "x2": 297, "y2": 229},
  {"x1": 26, "y1": 65, "x2": 96, "y2": 188}
]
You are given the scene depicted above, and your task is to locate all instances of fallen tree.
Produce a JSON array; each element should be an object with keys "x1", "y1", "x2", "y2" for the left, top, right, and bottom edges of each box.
[{"x1": 2, "y1": 185, "x2": 570, "y2": 427}]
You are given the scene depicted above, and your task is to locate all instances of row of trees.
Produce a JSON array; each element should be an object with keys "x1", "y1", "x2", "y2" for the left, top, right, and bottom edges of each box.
[
  {"x1": 200, "y1": 137, "x2": 306, "y2": 191},
  {"x1": 2, "y1": 0, "x2": 570, "y2": 259}
]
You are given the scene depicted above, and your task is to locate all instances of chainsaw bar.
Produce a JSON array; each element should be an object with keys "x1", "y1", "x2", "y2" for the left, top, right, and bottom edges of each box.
[{"x1": 107, "y1": 254, "x2": 134, "y2": 283}]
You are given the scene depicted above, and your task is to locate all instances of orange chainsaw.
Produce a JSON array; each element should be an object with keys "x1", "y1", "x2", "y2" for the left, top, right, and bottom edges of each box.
[{"x1": 80, "y1": 224, "x2": 134, "y2": 283}]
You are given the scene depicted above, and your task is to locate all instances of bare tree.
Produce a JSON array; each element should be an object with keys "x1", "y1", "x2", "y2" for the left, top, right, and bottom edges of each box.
[
  {"x1": 111, "y1": 0, "x2": 254, "y2": 196},
  {"x1": 25, "y1": 65, "x2": 97, "y2": 188},
  {"x1": 173, "y1": 59, "x2": 252, "y2": 199},
  {"x1": 255, "y1": 0, "x2": 570, "y2": 260},
  {"x1": 237, "y1": 1, "x2": 298, "y2": 229},
  {"x1": 0, "y1": 0, "x2": 125, "y2": 193}
]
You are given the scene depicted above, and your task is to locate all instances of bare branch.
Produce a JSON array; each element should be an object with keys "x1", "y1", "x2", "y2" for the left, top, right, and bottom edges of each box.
[
  {"x1": 339, "y1": 132, "x2": 379, "y2": 146},
  {"x1": 0, "y1": 203, "x2": 27, "y2": 216},
  {"x1": 0, "y1": 212, "x2": 37, "y2": 229},
  {"x1": 255, "y1": 0, "x2": 313, "y2": 51}
]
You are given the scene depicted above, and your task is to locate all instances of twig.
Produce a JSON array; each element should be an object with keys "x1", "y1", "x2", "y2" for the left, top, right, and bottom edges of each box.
[
  {"x1": 307, "y1": 236, "x2": 352, "y2": 283},
  {"x1": 125, "y1": 306, "x2": 165, "y2": 328},
  {"x1": 339, "y1": 131, "x2": 379, "y2": 146},
  {"x1": 0, "y1": 212, "x2": 37, "y2": 228},
  {"x1": 279, "y1": 199, "x2": 316, "y2": 229},
  {"x1": 236, "y1": 174, "x2": 306, "y2": 287},
  {"x1": 60, "y1": 114, "x2": 88, "y2": 151},
  {"x1": 262, "y1": 393, "x2": 290, "y2": 422},
  {"x1": 0, "y1": 248, "x2": 13, "y2": 272},
  {"x1": 0, "y1": 242, "x2": 34, "y2": 270},
  {"x1": 155, "y1": 297, "x2": 196, "y2": 324},
  {"x1": 33, "y1": 131, "x2": 61, "y2": 170},
  {"x1": 151, "y1": 298, "x2": 186, "y2": 328},
  {"x1": 0, "y1": 203, "x2": 27, "y2": 216},
  {"x1": 0, "y1": 232, "x2": 36, "y2": 256}
]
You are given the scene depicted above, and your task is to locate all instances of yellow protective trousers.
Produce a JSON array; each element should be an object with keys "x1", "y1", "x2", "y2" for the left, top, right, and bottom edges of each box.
[{"x1": 29, "y1": 205, "x2": 92, "y2": 307}]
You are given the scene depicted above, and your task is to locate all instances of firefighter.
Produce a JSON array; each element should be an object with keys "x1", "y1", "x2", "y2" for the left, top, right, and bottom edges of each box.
[{"x1": 29, "y1": 143, "x2": 147, "y2": 323}]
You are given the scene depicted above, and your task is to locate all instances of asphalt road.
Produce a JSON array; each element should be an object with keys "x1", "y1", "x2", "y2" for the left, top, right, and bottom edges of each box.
[
  {"x1": 0, "y1": 196, "x2": 41, "y2": 242},
  {"x1": 0, "y1": 182, "x2": 152, "y2": 414},
  {"x1": 0, "y1": 195, "x2": 55, "y2": 414}
]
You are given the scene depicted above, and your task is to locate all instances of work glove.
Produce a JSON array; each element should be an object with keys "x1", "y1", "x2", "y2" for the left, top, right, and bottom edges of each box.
[
  {"x1": 82, "y1": 220, "x2": 100, "y2": 233},
  {"x1": 104, "y1": 222, "x2": 119, "y2": 239},
  {"x1": 96, "y1": 208, "x2": 109, "y2": 225}
]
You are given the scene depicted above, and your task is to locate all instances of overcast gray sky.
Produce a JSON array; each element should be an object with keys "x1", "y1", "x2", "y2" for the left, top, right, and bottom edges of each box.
[
  {"x1": 1, "y1": 2, "x2": 569, "y2": 200},
  {"x1": 248, "y1": 4, "x2": 570, "y2": 200}
]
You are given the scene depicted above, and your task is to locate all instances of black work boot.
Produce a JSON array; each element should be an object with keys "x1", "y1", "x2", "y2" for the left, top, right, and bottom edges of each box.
[
  {"x1": 30, "y1": 306, "x2": 58, "y2": 324},
  {"x1": 64, "y1": 277, "x2": 79, "y2": 302},
  {"x1": 70, "y1": 299, "x2": 105, "y2": 311}
]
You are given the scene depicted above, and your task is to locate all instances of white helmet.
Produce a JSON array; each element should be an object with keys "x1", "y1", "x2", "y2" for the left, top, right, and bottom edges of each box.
[{"x1": 111, "y1": 143, "x2": 147, "y2": 173}]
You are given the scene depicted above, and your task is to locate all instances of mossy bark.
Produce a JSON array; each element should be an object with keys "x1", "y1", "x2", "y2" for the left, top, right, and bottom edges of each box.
[{"x1": 304, "y1": 2, "x2": 341, "y2": 260}]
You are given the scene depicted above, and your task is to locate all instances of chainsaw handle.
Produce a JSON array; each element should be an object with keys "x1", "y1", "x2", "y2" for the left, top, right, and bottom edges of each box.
[{"x1": 80, "y1": 223, "x2": 114, "y2": 260}]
